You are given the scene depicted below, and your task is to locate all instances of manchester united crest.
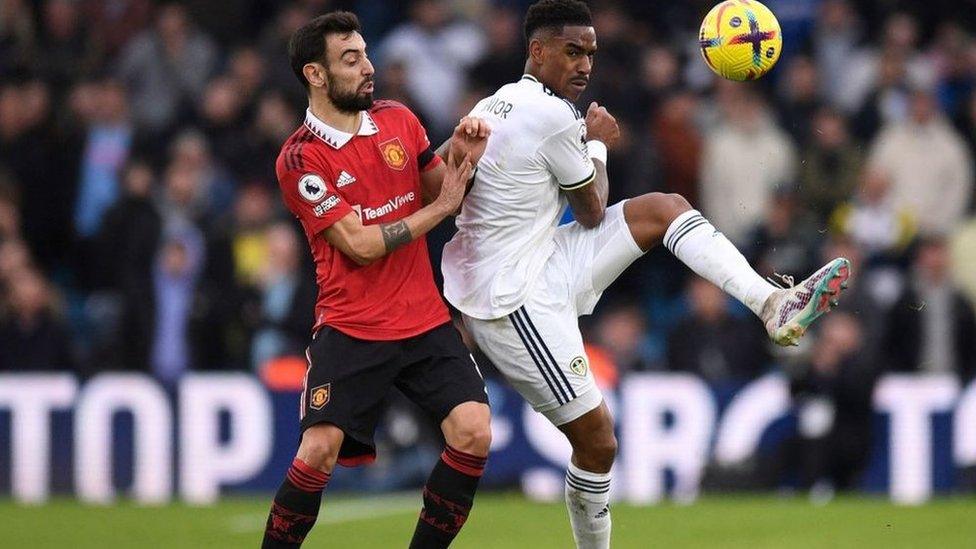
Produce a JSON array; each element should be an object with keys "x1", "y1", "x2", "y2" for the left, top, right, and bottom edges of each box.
[
  {"x1": 309, "y1": 383, "x2": 331, "y2": 410},
  {"x1": 379, "y1": 137, "x2": 408, "y2": 171}
]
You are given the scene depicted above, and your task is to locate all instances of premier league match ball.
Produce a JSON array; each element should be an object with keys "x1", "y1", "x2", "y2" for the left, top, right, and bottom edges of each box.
[{"x1": 699, "y1": 0, "x2": 782, "y2": 81}]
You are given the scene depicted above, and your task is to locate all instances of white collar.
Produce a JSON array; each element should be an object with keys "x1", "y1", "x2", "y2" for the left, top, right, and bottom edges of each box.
[{"x1": 303, "y1": 108, "x2": 379, "y2": 149}]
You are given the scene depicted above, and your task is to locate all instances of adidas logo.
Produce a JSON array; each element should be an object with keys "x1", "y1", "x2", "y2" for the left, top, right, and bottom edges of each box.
[
  {"x1": 336, "y1": 170, "x2": 357, "y2": 187},
  {"x1": 594, "y1": 505, "x2": 610, "y2": 519}
]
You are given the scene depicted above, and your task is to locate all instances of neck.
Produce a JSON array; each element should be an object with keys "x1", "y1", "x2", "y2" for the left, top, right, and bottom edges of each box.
[
  {"x1": 309, "y1": 93, "x2": 361, "y2": 134},
  {"x1": 525, "y1": 62, "x2": 546, "y2": 85}
]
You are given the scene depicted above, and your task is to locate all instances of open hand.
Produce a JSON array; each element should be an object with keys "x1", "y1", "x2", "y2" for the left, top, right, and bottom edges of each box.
[{"x1": 435, "y1": 148, "x2": 473, "y2": 215}]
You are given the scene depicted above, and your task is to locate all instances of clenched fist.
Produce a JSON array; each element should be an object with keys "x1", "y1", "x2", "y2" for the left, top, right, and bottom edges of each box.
[{"x1": 584, "y1": 102, "x2": 620, "y2": 148}]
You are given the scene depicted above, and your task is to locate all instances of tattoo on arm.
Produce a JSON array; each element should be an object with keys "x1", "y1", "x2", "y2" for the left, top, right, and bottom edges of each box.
[{"x1": 381, "y1": 220, "x2": 412, "y2": 252}]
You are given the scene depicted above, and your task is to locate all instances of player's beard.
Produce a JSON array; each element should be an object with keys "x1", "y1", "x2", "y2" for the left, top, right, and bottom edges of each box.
[{"x1": 327, "y1": 73, "x2": 374, "y2": 113}]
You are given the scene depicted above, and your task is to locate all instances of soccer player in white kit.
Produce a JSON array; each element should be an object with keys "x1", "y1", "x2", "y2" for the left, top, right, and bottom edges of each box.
[{"x1": 442, "y1": 1, "x2": 851, "y2": 547}]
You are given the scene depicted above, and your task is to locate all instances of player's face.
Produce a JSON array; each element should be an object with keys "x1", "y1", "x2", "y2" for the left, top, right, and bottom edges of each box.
[
  {"x1": 323, "y1": 31, "x2": 375, "y2": 113},
  {"x1": 540, "y1": 26, "x2": 597, "y2": 101}
]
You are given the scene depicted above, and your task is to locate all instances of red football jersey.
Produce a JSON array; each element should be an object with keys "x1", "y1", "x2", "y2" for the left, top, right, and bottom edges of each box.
[{"x1": 276, "y1": 101, "x2": 449, "y2": 340}]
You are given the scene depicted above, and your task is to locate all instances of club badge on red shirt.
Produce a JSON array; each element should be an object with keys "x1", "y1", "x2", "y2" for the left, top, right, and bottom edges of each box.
[{"x1": 379, "y1": 137, "x2": 408, "y2": 171}]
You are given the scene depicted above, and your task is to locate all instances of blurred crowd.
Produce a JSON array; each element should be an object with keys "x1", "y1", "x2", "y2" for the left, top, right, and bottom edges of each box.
[{"x1": 4, "y1": 0, "x2": 976, "y2": 492}]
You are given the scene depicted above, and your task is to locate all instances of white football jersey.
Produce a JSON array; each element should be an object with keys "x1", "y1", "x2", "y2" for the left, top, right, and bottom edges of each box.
[{"x1": 442, "y1": 75, "x2": 595, "y2": 320}]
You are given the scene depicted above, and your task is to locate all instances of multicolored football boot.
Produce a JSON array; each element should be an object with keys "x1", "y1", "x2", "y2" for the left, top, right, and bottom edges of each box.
[{"x1": 760, "y1": 258, "x2": 852, "y2": 346}]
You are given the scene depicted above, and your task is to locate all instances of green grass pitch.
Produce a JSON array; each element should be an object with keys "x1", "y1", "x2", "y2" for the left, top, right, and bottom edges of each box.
[{"x1": 2, "y1": 493, "x2": 974, "y2": 548}]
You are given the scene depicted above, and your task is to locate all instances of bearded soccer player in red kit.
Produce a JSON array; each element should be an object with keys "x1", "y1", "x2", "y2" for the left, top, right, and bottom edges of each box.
[{"x1": 261, "y1": 11, "x2": 493, "y2": 548}]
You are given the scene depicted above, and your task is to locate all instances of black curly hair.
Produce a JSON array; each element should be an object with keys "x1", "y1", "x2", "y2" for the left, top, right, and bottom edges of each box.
[{"x1": 523, "y1": 0, "x2": 592, "y2": 44}]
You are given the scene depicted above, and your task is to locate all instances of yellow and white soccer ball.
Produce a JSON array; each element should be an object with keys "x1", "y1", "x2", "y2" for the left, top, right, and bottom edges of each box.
[{"x1": 699, "y1": 0, "x2": 782, "y2": 81}]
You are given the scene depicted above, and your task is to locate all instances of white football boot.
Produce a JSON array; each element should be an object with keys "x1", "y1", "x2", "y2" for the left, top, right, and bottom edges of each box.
[{"x1": 760, "y1": 258, "x2": 852, "y2": 346}]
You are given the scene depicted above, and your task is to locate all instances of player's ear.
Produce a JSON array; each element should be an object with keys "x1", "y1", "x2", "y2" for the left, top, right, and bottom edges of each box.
[
  {"x1": 528, "y1": 37, "x2": 546, "y2": 66},
  {"x1": 303, "y1": 62, "x2": 327, "y2": 90}
]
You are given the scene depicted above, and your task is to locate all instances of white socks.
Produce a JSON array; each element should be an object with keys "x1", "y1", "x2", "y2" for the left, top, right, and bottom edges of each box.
[
  {"x1": 565, "y1": 462, "x2": 612, "y2": 549},
  {"x1": 663, "y1": 210, "x2": 776, "y2": 317}
]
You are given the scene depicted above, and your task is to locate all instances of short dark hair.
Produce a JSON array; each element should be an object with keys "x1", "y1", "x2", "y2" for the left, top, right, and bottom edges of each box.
[
  {"x1": 523, "y1": 0, "x2": 592, "y2": 44},
  {"x1": 288, "y1": 11, "x2": 361, "y2": 90}
]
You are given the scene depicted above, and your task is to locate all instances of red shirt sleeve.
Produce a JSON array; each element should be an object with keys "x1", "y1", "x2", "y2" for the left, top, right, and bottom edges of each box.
[
  {"x1": 277, "y1": 164, "x2": 353, "y2": 234},
  {"x1": 402, "y1": 108, "x2": 442, "y2": 173}
]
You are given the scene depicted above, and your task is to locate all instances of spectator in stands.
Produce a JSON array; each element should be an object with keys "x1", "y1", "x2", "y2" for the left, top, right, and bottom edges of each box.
[
  {"x1": 813, "y1": 0, "x2": 869, "y2": 114},
  {"x1": 226, "y1": 45, "x2": 267, "y2": 110},
  {"x1": 797, "y1": 107, "x2": 863, "y2": 223},
  {"x1": 117, "y1": 2, "x2": 218, "y2": 131},
  {"x1": 82, "y1": 0, "x2": 152, "y2": 58},
  {"x1": 820, "y1": 235, "x2": 884, "y2": 361},
  {"x1": 198, "y1": 76, "x2": 249, "y2": 175},
  {"x1": 251, "y1": 222, "x2": 316, "y2": 372},
  {"x1": 842, "y1": 12, "x2": 931, "y2": 129},
  {"x1": 930, "y1": 22, "x2": 973, "y2": 120},
  {"x1": 700, "y1": 82, "x2": 797, "y2": 244},
  {"x1": 0, "y1": 0, "x2": 36, "y2": 72},
  {"x1": 586, "y1": 3, "x2": 642, "y2": 122},
  {"x1": 777, "y1": 55, "x2": 821, "y2": 145},
  {"x1": 74, "y1": 78, "x2": 131, "y2": 241},
  {"x1": 238, "y1": 91, "x2": 299, "y2": 187},
  {"x1": 850, "y1": 48, "x2": 911, "y2": 141},
  {"x1": 91, "y1": 160, "x2": 161, "y2": 371},
  {"x1": 165, "y1": 129, "x2": 236, "y2": 220},
  {"x1": 868, "y1": 87, "x2": 973, "y2": 236},
  {"x1": 667, "y1": 277, "x2": 770, "y2": 385},
  {"x1": 593, "y1": 303, "x2": 653, "y2": 374},
  {"x1": 379, "y1": 0, "x2": 485, "y2": 139},
  {"x1": 0, "y1": 267, "x2": 74, "y2": 371},
  {"x1": 193, "y1": 183, "x2": 276, "y2": 370},
  {"x1": 257, "y1": 3, "x2": 310, "y2": 106},
  {"x1": 638, "y1": 46, "x2": 682, "y2": 120},
  {"x1": 466, "y1": 4, "x2": 523, "y2": 96},
  {"x1": 786, "y1": 312, "x2": 876, "y2": 494},
  {"x1": 157, "y1": 162, "x2": 206, "y2": 230},
  {"x1": 648, "y1": 91, "x2": 701, "y2": 205},
  {"x1": 883, "y1": 236, "x2": 976, "y2": 380},
  {"x1": 3, "y1": 78, "x2": 80, "y2": 271},
  {"x1": 830, "y1": 168, "x2": 915, "y2": 262},
  {"x1": 746, "y1": 185, "x2": 820, "y2": 278},
  {"x1": 36, "y1": 0, "x2": 93, "y2": 89},
  {"x1": 151, "y1": 227, "x2": 204, "y2": 386}
]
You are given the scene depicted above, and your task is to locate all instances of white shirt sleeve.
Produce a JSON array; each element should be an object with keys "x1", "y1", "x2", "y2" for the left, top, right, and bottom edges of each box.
[{"x1": 538, "y1": 118, "x2": 596, "y2": 190}]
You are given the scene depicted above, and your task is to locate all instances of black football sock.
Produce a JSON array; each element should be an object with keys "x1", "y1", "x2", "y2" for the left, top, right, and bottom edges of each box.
[
  {"x1": 262, "y1": 458, "x2": 331, "y2": 548},
  {"x1": 409, "y1": 445, "x2": 487, "y2": 549}
]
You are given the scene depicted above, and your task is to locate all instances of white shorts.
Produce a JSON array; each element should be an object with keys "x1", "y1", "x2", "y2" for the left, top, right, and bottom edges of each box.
[{"x1": 462, "y1": 202, "x2": 644, "y2": 425}]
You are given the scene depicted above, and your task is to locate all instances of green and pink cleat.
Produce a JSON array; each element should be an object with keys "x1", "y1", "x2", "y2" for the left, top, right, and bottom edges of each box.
[{"x1": 760, "y1": 258, "x2": 853, "y2": 346}]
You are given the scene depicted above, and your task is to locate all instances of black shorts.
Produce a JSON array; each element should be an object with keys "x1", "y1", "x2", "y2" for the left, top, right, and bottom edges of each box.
[{"x1": 300, "y1": 321, "x2": 488, "y2": 466}]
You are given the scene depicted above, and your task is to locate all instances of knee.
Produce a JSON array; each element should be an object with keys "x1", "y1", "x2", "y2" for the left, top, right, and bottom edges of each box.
[
  {"x1": 624, "y1": 193, "x2": 692, "y2": 229},
  {"x1": 625, "y1": 192, "x2": 693, "y2": 249},
  {"x1": 644, "y1": 192, "x2": 691, "y2": 224},
  {"x1": 297, "y1": 424, "x2": 342, "y2": 472},
  {"x1": 444, "y1": 404, "x2": 492, "y2": 455},
  {"x1": 574, "y1": 432, "x2": 618, "y2": 471},
  {"x1": 663, "y1": 192, "x2": 692, "y2": 214}
]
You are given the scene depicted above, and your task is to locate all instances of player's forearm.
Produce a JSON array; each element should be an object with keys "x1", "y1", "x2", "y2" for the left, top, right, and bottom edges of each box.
[
  {"x1": 593, "y1": 159, "x2": 609, "y2": 211},
  {"x1": 350, "y1": 202, "x2": 452, "y2": 265},
  {"x1": 435, "y1": 138, "x2": 451, "y2": 161},
  {"x1": 566, "y1": 159, "x2": 610, "y2": 229}
]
